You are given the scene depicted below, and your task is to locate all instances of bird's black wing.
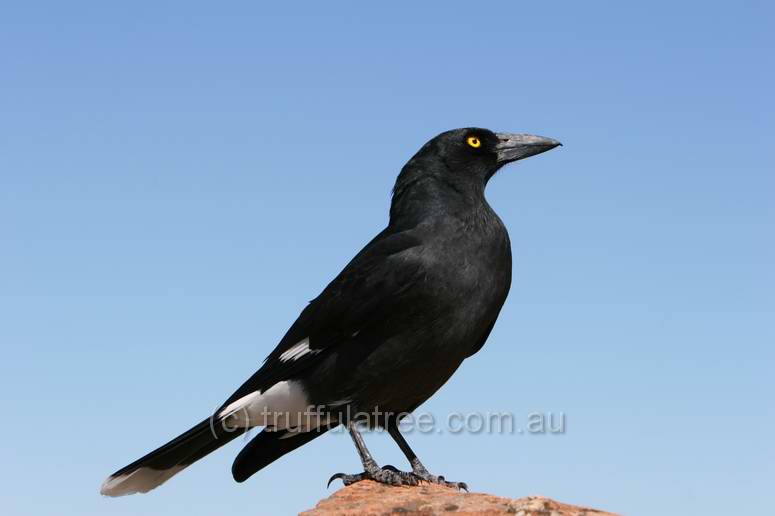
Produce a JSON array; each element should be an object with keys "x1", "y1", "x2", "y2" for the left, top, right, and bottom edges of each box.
[{"x1": 218, "y1": 228, "x2": 428, "y2": 411}]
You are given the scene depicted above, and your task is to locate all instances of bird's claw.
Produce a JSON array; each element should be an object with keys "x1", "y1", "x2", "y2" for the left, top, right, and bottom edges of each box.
[
  {"x1": 327, "y1": 471, "x2": 365, "y2": 488},
  {"x1": 326, "y1": 472, "x2": 341, "y2": 488}
]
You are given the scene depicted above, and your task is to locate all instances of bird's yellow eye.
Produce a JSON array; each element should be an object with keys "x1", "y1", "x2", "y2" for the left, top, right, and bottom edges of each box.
[{"x1": 466, "y1": 136, "x2": 481, "y2": 148}]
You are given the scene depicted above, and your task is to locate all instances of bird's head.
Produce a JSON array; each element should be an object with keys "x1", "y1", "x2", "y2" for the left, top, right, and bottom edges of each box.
[
  {"x1": 392, "y1": 128, "x2": 561, "y2": 220},
  {"x1": 421, "y1": 127, "x2": 561, "y2": 180}
]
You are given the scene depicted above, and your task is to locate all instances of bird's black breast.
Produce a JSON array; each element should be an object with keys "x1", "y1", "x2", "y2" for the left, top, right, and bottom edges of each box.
[{"x1": 420, "y1": 208, "x2": 512, "y2": 357}]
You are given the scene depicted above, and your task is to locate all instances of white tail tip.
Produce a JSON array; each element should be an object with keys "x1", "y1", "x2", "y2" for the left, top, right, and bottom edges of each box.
[{"x1": 100, "y1": 465, "x2": 185, "y2": 497}]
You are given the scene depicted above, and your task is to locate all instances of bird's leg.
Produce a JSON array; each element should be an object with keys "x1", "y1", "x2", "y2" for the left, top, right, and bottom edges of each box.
[
  {"x1": 387, "y1": 419, "x2": 468, "y2": 491},
  {"x1": 327, "y1": 420, "x2": 420, "y2": 488}
]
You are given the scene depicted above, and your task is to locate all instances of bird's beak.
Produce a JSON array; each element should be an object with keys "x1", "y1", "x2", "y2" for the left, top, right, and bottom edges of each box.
[{"x1": 495, "y1": 133, "x2": 562, "y2": 164}]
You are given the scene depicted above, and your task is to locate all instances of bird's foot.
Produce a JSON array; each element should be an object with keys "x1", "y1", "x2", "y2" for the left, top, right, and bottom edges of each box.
[
  {"x1": 328, "y1": 464, "x2": 420, "y2": 488},
  {"x1": 327, "y1": 463, "x2": 467, "y2": 490},
  {"x1": 409, "y1": 461, "x2": 468, "y2": 491}
]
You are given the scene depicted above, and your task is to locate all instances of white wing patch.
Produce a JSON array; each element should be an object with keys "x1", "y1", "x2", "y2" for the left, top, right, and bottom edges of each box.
[
  {"x1": 278, "y1": 338, "x2": 318, "y2": 362},
  {"x1": 217, "y1": 380, "x2": 313, "y2": 430}
]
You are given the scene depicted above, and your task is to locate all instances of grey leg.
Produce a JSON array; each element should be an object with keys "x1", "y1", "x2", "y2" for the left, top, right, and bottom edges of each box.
[{"x1": 387, "y1": 419, "x2": 468, "y2": 491}]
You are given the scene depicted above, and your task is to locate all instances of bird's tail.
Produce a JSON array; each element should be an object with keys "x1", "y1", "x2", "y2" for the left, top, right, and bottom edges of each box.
[
  {"x1": 100, "y1": 416, "x2": 240, "y2": 497},
  {"x1": 231, "y1": 424, "x2": 335, "y2": 482}
]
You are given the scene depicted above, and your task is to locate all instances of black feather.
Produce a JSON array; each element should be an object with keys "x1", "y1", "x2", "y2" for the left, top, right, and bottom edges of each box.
[{"x1": 232, "y1": 426, "x2": 334, "y2": 482}]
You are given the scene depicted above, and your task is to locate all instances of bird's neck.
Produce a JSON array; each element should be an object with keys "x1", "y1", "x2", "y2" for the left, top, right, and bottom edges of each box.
[{"x1": 389, "y1": 174, "x2": 488, "y2": 230}]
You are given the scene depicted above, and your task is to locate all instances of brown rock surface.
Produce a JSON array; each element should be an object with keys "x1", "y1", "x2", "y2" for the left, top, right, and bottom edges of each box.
[{"x1": 301, "y1": 481, "x2": 618, "y2": 515}]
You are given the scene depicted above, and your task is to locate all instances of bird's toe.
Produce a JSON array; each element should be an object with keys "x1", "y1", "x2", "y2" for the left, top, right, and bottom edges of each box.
[
  {"x1": 373, "y1": 465, "x2": 419, "y2": 486},
  {"x1": 326, "y1": 472, "x2": 368, "y2": 487},
  {"x1": 412, "y1": 470, "x2": 468, "y2": 490}
]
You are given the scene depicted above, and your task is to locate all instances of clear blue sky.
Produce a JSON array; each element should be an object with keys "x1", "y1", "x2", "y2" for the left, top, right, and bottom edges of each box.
[{"x1": 1, "y1": 2, "x2": 773, "y2": 515}]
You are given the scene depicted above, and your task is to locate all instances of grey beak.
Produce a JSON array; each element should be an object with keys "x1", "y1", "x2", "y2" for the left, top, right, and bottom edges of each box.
[{"x1": 495, "y1": 133, "x2": 562, "y2": 164}]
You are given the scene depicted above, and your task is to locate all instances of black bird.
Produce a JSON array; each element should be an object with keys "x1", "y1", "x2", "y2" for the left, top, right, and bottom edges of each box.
[{"x1": 100, "y1": 127, "x2": 561, "y2": 496}]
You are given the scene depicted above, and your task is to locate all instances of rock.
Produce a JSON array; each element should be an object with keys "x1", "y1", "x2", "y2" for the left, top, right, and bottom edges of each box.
[{"x1": 301, "y1": 480, "x2": 618, "y2": 515}]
